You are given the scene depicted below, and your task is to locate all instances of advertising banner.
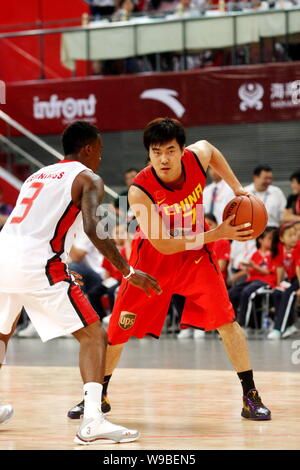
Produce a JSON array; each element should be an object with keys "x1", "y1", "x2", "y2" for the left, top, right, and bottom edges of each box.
[{"x1": 1, "y1": 62, "x2": 300, "y2": 135}]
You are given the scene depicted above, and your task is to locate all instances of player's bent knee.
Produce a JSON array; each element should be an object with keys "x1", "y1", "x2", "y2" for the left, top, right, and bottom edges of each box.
[{"x1": 73, "y1": 321, "x2": 107, "y2": 344}]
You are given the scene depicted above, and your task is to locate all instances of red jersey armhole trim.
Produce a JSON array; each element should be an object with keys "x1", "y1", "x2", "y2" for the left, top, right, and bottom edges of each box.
[{"x1": 189, "y1": 150, "x2": 206, "y2": 178}]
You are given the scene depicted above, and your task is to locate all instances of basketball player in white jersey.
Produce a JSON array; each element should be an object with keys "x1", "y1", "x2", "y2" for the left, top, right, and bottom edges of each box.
[{"x1": 0, "y1": 121, "x2": 161, "y2": 445}]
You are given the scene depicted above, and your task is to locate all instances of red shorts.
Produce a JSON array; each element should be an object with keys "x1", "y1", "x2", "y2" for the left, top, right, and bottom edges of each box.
[{"x1": 108, "y1": 238, "x2": 235, "y2": 345}]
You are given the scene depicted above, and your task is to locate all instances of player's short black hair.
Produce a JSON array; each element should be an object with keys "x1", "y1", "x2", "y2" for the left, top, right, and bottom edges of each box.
[
  {"x1": 253, "y1": 165, "x2": 272, "y2": 176},
  {"x1": 290, "y1": 170, "x2": 300, "y2": 184},
  {"x1": 204, "y1": 213, "x2": 217, "y2": 224},
  {"x1": 143, "y1": 117, "x2": 186, "y2": 151},
  {"x1": 61, "y1": 121, "x2": 101, "y2": 156}
]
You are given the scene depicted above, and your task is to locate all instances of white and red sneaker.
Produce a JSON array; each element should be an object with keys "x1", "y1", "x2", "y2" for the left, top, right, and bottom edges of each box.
[{"x1": 74, "y1": 415, "x2": 139, "y2": 445}]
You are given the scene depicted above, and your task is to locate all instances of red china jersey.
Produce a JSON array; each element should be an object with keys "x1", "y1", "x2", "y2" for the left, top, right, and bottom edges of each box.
[
  {"x1": 132, "y1": 148, "x2": 209, "y2": 250},
  {"x1": 108, "y1": 149, "x2": 237, "y2": 345}
]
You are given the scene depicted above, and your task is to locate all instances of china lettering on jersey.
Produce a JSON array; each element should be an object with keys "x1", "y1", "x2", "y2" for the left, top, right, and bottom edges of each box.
[{"x1": 132, "y1": 149, "x2": 208, "y2": 238}]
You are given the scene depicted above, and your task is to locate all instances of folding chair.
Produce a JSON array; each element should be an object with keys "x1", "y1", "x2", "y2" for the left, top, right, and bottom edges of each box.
[{"x1": 245, "y1": 286, "x2": 273, "y2": 331}]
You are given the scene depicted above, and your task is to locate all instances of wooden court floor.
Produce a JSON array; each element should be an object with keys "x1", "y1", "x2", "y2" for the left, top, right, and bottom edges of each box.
[{"x1": 0, "y1": 366, "x2": 299, "y2": 450}]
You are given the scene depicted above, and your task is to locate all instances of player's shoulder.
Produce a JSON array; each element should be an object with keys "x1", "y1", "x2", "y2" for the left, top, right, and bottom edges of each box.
[
  {"x1": 74, "y1": 168, "x2": 101, "y2": 184},
  {"x1": 186, "y1": 140, "x2": 211, "y2": 157},
  {"x1": 130, "y1": 166, "x2": 155, "y2": 195},
  {"x1": 129, "y1": 173, "x2": 156, "y2": 206},
  {"x1": 133, "y1": 165, "x2": 152, "y2": 183},
  {"x1": 71, "y1": 170, "x2": 103, "y2": 206}
]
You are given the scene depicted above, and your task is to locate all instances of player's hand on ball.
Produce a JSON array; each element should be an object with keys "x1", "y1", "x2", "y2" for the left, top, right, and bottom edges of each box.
[
  {"x1": 234, "y1": 186, "x2": 251, "y2": 197},
  {"x1": 217, "y1": 214, "x2": 254, "y2": 242},
  {"x1": 128, "y1": 270, "x2": 162, "y2": 297}
]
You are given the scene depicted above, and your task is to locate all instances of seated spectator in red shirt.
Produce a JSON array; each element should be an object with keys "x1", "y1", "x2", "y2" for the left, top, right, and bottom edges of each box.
[
  {"x1": 229, "y1": 227, "x2": 276, "y2": 328},
  {"x1": 0, "y1": 186, "x2": 13, "y2": 231},
  {"x1": 205, "y1": 212, "x2": 231, "y2": 284},
  {"x1": 268, "y1": 223, "x2": 300, "y2": 339}
]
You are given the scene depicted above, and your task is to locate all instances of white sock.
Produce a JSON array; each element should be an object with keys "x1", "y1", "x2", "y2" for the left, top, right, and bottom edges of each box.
[{"x1": 83, "y1": 382, "x2": 103, "y2": 420}]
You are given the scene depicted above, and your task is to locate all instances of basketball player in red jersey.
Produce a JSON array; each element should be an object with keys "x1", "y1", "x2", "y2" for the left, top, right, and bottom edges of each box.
[
  {"x1": 69, "y1": 118, "x2": 271, "y2": 422},
  {"x1": 0, "y1": 121, "x2": 161, "y2": 444}
]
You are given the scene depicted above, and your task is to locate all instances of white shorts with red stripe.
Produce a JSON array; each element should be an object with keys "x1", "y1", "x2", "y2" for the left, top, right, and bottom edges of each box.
[{"x1": 0, "y1": 281, "x2": 99, "y2": 342}]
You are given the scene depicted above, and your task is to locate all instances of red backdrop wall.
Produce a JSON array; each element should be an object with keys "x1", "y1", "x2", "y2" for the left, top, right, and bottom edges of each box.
[{"x1": 0, "y1": 0, "x2": 88, "y2": 83}]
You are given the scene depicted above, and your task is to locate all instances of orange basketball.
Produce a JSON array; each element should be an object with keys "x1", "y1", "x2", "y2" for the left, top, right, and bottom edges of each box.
[{"x1": 222, "y1": 194, "x2": 268, "y2": 239}]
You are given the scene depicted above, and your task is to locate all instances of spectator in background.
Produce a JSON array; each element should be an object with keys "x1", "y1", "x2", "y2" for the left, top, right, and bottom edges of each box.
[
  {"x1": 205, "y1": 213, "x2": 231, "y2": 284},
  {"x1": 0, "y1": 187, "x2": 13, "y2": 231},
  {"x1": 84, "y1": 0, "x2": 116, "y2": 19},
  {"x1": 114, "y1": 168, "x2": 139, "y2": 224},
  {"x1": 245, "y1": 165, "x2": 286, "y2": 227},
  {"x1": 267, "y1": 223, "x2": 300, "y2": 340},
  {"x1": 202, "y1": 167, "x2": 234, "y2": 224},
  {"x1": 229, "y1": 227, "x2": 276, "y2": 331},
  {"x1": 68, "y1": 227, "x2": 108, "y2": 320},
  {"x1": 282, "y1": 170, "x2": 300, "y2": 223},
  {"x1": 113, "y1": 0, "x2": 135, "y2": 20},
  {"x1": 174, "y1": 0, "x2": 205, "y2": 15},
  {"x1": 102, "y1": 224, "x2": 132, "y2": 313},
  {"x1": 229, "y1": 239, "x2": 257, "y2": 286},
  {"x1": 250, "y1": 0, "x2": 269, "y2": 10},
  {"x1": 175, "y1": 0, "x2": 191, "y2": 14},
  {"x1": 148, "y1": 0, "x2": 178, "y2": 12}
]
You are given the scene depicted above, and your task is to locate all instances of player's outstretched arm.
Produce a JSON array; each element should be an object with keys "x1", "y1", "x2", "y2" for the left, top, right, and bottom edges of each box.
[
  {"x1": 129, "y1": 186, "x2": 254, "y2": 255},
  {"x1": 187, "y1": 140, "x2": 249, "y2": 197},
  {"x1": 71, "y1": 171, "x2": 162, "y2": 297}
]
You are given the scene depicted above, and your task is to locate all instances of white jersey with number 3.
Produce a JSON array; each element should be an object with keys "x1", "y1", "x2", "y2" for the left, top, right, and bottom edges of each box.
[{"x1": 0, "y1": 160, "x2": 91, "y2": 292}]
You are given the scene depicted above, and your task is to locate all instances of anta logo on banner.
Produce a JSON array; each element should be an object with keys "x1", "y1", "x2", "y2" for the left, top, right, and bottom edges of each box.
[
  {"x1": 33, "y1": 94, "x2": 97, "y2": 121},
  {"x1": 140, "y1": 88, "x2": 186, "y2": 118},
  {"x1": 238, "y1": 83, "x2": 264, "y2": 111}
]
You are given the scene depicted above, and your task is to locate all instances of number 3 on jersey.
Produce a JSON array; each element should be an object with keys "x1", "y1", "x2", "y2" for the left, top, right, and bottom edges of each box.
[{"x1": 11, "y1": 182, "x2": 44, "y2": 224}]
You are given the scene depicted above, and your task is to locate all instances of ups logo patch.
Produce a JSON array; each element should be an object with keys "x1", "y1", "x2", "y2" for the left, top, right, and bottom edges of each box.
[{"x1": 119, "y1": 311, "x2": 136, "y2": 330}]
